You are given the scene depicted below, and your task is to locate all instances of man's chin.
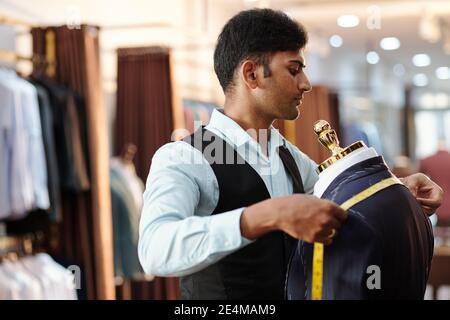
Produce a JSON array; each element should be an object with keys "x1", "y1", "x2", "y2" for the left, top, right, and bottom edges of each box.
[{"x1": 285, "y1": 107, "x2": 300, "y2": 121}]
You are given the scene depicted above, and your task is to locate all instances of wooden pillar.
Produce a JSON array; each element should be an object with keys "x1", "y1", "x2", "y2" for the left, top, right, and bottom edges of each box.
[{"x1": 83, "y1": 27, "x2": 115, "y2": 299}]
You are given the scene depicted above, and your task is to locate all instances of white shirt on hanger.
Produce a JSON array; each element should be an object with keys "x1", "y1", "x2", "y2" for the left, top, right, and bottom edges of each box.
[
  {"x1": 0, "y1": 264, "x2": 21, "y2": 299},
  {"x1": 34, "y1": 253, "x2": 77, "y2": 300},
  {"x1": 0, "y1": 254, "x2": 78, "y2": 300},
  {"x1": 0, "y1": 69, "x2": 50, "y2": 219},
  {"x1": 0, "y1": 259, "x2": 43, "y2": 299},
  {"x1": 20, "y1": 256, "x2": 54, "y2": 299},
  {"x1": 0, "y1": 69, "x2": 34, "y2": 218}
]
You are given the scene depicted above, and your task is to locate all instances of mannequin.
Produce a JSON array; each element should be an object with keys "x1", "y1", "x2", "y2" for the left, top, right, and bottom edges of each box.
[
  {"x1": 314, "y1": 146, "x2": 378, "y2": 198},
  {"x1": 286, "y1": 120, "x2": 434, "y2": 300}
]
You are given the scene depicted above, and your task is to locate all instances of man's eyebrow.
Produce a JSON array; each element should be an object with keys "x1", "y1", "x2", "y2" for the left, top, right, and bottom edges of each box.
[{"x1": 288, "y1": 60, "x2": 306, "y2": 68}]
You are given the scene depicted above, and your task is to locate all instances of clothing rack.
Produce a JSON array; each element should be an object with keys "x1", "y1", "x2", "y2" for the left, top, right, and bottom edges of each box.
[
  {"x1": 0, "y1": 16, "x2": 53, "y2": 259},
  {"x1": 0, "y1": 231, "x2": 46, "y2": 262},
  {"x1": 0, "y1": 49, "x2": 49, "y2": 64},
  {"x1": 0, "y1": 15, "x2": 35, "y2": 28},
  {"x1": 0, "y1": 228, "x2": 78, "y2": 300},
  {"x1": 29, "y1": 22, "x2": 116, "y2": 300},
  {"x1": 0, "y1": 14, "x2": 56, "y2": 77}
]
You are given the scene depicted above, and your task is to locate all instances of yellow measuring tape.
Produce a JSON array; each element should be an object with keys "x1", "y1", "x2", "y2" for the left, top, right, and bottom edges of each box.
[{"x1": 311, "y1": 176, "x2": 403, "y2": 300}]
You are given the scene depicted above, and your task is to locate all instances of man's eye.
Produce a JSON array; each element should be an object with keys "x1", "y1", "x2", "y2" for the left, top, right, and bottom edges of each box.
[{"x1": 289, "y1": 69, "x2": 300, "y2": 76}]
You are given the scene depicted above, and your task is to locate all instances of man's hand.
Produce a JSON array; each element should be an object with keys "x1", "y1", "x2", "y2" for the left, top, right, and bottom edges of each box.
[
  {"x1": 400, "y1": 173, "x2": 444, "y2": 216},
  {"x1": 240, "y1": 195, "x2": 347, "y2": 245}
]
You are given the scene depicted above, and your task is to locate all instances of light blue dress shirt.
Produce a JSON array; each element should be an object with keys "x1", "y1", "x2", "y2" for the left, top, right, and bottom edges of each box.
[
  {"x1": 0, "y1": 69, "x2": 49, "y2": 219},
  {"x1": 138, "y1": 109, "x2": 318, "y2": 277}
]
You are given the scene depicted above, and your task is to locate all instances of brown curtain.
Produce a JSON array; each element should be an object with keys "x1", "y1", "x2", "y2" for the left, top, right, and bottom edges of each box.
[
  {"x1": 31, "y1": 25, "x2": 115, "y2": 300},
  {"x1": 293, "y1": 86, "x2": 341, "y2": 164},
  {"x1": 115, "y1": 47, "x2": 175, "y2": 179},
  {"x1": 115, "y1": 46, "x2": 179, "y2": 299}
]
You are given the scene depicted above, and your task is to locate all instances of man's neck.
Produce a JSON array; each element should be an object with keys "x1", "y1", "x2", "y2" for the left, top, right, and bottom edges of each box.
[{"x1": 223, "y1": 102, "x2": 274, "y2": 156}]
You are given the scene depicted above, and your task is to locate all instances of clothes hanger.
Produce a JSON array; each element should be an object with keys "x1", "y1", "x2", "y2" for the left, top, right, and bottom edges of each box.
[
  {"x1": 120, "y1": 143, "x2": 138, "y2": 170},
  {"x1": 0, "y1": 231, "x2": 46, "y2": 263}
]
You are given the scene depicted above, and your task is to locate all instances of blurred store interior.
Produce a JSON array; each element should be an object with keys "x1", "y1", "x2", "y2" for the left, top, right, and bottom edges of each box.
[{"x1": 0, "y1": 0, "x2": 450, "y2": 300}]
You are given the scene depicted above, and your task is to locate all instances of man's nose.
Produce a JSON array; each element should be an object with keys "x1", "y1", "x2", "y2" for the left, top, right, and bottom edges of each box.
[{"x1": 299, "y1": 73, "x2": 312, "y2": 93}]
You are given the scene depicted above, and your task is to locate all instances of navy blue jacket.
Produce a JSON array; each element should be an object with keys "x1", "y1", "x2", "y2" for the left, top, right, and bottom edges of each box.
[{"x1": 286, "y1": 156, "x2": 434, "y2": 299}]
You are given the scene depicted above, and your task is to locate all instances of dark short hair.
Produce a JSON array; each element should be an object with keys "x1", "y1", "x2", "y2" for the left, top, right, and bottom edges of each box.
[{"x1": 213, "y1": 8, "x2": 308, "y2": 93}]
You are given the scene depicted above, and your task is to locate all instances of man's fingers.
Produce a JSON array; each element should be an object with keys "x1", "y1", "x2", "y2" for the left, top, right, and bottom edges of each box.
[
  {"x1": 324, "y1": 217, "x2": 342, "y2": 231},
  {"x1": 316, "y1": 237, "x2": 333, "y2": 246},
  {"x1": 414, "y1": 198, "x2": 436, "y2": 216},
  {"x1": 419, "y1": 205, "x2": 435, "y2": 215},
  {"x1": 315, "y1": 227, "x2": 334, "y2": 240},
  {"x1": 332, "y1": 206, "x2": 348, "y2": 222},
  {"x1": 315, "y1": 219, "x2": 341, "y2": 242},
  {"x1": 417, "y1": 197, "x2": 440, "y2": 208}
]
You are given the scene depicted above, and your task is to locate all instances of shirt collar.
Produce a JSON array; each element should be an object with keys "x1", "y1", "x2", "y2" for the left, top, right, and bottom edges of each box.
[
  {"x1": 313, "y1": 147, "x2": 378, "y2": 198},
  {"x1": 206, "y1": 108, "x2": 286, "y2": 149}
]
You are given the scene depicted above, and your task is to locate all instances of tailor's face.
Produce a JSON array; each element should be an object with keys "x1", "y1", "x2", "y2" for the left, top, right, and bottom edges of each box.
[{"x1": 254, "y1": 49, "x2": 312, "y2": 121}]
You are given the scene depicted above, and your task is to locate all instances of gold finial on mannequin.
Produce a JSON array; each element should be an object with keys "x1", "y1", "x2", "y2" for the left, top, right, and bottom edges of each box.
[
  {"x1": 313, "y1": 120, "x2": 366, "y2": 174},
  {"x1": 313, "y1": 120, "x2": 344, "y2": 156}
]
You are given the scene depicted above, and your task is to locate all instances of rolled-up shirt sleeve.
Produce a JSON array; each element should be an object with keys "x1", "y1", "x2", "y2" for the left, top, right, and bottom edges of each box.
[{"x1": 138, "y1": 141, "x2": 252, "y2": 277}]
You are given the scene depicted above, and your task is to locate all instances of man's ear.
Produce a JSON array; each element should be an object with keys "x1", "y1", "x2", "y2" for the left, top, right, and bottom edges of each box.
[{"x1": 241, "y1": 60, "x2": 259, "y2": 89}]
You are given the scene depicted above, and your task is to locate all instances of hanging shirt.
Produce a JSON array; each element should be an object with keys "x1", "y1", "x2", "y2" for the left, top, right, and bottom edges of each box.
[
  {"x1": 0, "y1": 265, "x2": 21, "y2": 299},
  {"x1": 110, "y1": 160, "x2": 144, "y2": 279},
  {"x1": 0, "y1": 259, "x2": 43, "y2": 299},
  {"x1": 110, "y1": 158, "x2": 144, "y2": 211},
  {"x1": 32, "y1": 253, "x2": 78, "y2": 300},
  {"x1": 138, "y1": 108, "x2": 319, "y2": 277},
  {"x1": 0, "y1": 70, "x2": 50, "y2": 219},
  {"x1": 20, "y1": 79, "x2": 50, "y2": 215},
  {"x1": 0, "y1": 69, "x2": 34, "y2": 218},
  {"x1": 30, "y1": 81, "x2": 62, "y2": 222},
  {"x1": 0, "y1": 254, "x2": 78, "y2": 300},
  {"x1": 33, "y1": 78, "x2": 90, "y2": 192}
]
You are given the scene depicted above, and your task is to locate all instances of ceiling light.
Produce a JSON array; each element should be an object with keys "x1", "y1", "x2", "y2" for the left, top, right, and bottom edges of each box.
[
  {"x1": 412, "y1": 54, "x2": 431, "y2": 67},
  {"x1": 337, "y1": 15, "x2": 359, "y2": 28},
  {"x1": 436, "y1": 67, "x2": 450, "y2": 80},
  {"x1": 329, "y1": 35, "x2": 343, "y2": 48},
  {"x1": 366, "y1": 51, "x2": 379, "y2": 64},
  {"x1": 413, "y1": 73, "x2": 428, "y2": 87},
  {"x1": 380, "y1": 37, "x2": 400, "y2": 50}
]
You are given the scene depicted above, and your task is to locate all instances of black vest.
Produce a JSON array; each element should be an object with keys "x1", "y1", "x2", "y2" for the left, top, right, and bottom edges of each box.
[{"x1": 180, "y1": 127, "x2": 304, "y2": 299}]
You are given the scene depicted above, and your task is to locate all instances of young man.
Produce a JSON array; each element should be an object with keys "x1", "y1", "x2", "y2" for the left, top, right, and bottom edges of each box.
[{"x1": 138, "y1": 9, "x2": 442, "y2": 299}]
